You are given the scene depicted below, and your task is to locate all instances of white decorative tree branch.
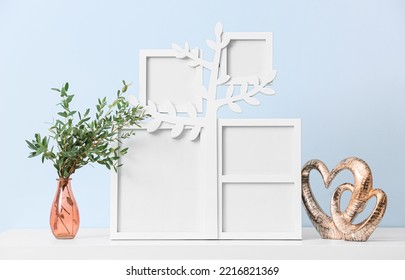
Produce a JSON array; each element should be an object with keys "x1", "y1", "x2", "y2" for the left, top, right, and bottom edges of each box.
[
  {"x1": 145, "y1": 101, "x2": 204, "y2": 141},
  {"x1": 171, "y1": 43, "x2": 214, "y2": 70},
  {"x1": 215, "y1": 70, "x2": 277, "y2": 112},
  {"x1": 142, "y1": 22, "x2": 276, "y2": 140}
]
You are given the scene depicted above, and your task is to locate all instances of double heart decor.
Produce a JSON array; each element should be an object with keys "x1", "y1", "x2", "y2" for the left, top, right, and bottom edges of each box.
[{"x1": 301, "y1": 157, "x2": 387, "y2": 241}]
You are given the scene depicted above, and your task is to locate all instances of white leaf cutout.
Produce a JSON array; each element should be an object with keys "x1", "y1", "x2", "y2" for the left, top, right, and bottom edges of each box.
[
  {"x1": 172, "y1": 44, "x2": 182, "y2": 51},
  {"x1": 174, "y1": 52, "x2": 186, "y2": 59},
  {"x1": 263, "y1": 70, "x2": 277, "y2": 84},
  {"x1": 220, "y1": 37, "x2": 230, "y2": 49},
  {"x1": 171, "y1": 124, "x2": 184, "y2": 138},
  {"x1": 217, "y1": 75, "x2": 231, "y2": 85},
  {"x1": 185, "y1": 42, "x2": 190, "y2": 51},
  {"x1": 260, "y1": 87, "x2": 276, "y2": 96},
  {"x1": 187, "y1": 60, "x2": 199, "y2": 67},
  {"x1": 171, "y1": 44, "x2": 186, "y2": 58},
  {"x1": 147, "y1": 120, "x2": 162, "y2": 133},
  {"x1": 245, "y1": 97, "x2": 260, "y2": 106},
  {"x1": 189, "y1": 126, "x2": 202, "y2": 141},
  {"x1": 228, "y1": 102, "x2": 242, "y2": 113},
  {"x1": 215, "y1": 22, "x2": 223, "y2": 39}
]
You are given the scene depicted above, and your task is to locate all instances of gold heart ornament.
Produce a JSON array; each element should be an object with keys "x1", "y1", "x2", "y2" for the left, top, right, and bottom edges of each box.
[{"x1": 301, "y1": 157, "x2": 387, "y2": 241}]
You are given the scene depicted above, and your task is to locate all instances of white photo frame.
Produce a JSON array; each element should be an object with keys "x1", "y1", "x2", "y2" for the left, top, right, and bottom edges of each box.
[
  {"x1": 110, "y1": 126, "x2": 214, "y2": 239},
  {"x1": 139, "y1": 49, "x2": 203, "y2": 113},
  {"x1": 220, "y1": 33, "x2": 273, "y2": 85},
  {"x1": 217, "y1": 119, "x2": 301, "y2": 239}
]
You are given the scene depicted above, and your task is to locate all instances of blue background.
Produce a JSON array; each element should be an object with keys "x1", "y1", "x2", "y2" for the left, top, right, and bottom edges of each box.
[{"x1": 1, "y1": 0, "x2": 404, "y2": 231}]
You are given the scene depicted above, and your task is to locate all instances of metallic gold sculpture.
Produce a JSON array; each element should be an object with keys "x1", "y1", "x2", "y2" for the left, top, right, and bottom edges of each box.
[{"x1": 301, "y1": 157, "x2": 387, "y2": 242}]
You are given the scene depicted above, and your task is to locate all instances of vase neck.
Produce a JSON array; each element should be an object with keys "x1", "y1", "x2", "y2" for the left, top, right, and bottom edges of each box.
[{"x1": 57, "y1": 178, "x2": 71, "y2": 189}]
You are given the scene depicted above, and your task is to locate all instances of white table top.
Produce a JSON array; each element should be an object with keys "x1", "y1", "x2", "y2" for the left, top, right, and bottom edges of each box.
[{"x1": 1, "y1": 227, "x2": 404, "y2": 260}]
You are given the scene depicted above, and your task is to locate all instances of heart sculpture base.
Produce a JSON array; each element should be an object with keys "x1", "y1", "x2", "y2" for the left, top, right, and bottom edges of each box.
[{"x1": 301, "y1": 157, "x2": 387, "y2": 242}]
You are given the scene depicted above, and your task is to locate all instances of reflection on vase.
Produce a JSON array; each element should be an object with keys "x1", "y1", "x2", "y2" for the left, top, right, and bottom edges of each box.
[{"x1": 50, "y1": 178, "x2": 80, "y2": 239}]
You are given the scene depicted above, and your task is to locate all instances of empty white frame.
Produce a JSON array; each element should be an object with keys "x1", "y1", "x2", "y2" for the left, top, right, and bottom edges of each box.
[
  {"x1": 139, "y1": 49, "x2": 203, "y2": 112},
  {"x1": 220, "y1": 33, "x2": 273, "y2": 85},
  {"x1": 110, "y1": 126, "x2": 213, "y2": 239},
  {"x1": 217, "y1": 119, "x2": 301, "y2": 239}
]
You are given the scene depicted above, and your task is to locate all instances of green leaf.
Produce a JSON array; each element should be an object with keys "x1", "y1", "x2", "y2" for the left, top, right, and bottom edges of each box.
[
  {"x1": 61, "y1": 86, "x2": 66, "y2": 97},
  {"x1": 67, "y1": 111, "x2": 77, "y2": 117},
  {"x1": 25, "y1": 140, "x2": 36, "y2": 150},
  {"x1": 84, "y1": 108, "x2": 90, "y2": 117},
  {"x1": 28, "y1": 152, "x2": 38, "y2": 158},
  {"x1": 120, "y1": 147, "x2": 129, "y2": 155},
  {"x1": 66, "y1": 94, "x2": 74, "y2": 103},
  {"x1": 78, "y1": 117, "x2": 91, "y2": 125},
  {"x1": 64, "y1": 82, "x2": 69, "y2": 91},
  {"x1": 42, "y1": 136, "x2": 47, "y2": 147}
]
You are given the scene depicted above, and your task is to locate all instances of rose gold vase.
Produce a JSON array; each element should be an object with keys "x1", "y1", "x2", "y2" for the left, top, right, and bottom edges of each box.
[{"x1": 50, "y1": 178, "x2": 80, "y2": 239}]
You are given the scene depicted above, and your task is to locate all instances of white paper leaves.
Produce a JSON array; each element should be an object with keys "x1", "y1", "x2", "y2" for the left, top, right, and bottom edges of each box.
[
  {"x1": 171, "y1": 124, "x2": 184, "y2": 138},
  {"x1": 225, "y1": 85, "x2": 241, "y2": 113},
  {"x1": 147, "y1": 120, "x2": 161, "y2": 133},
  {"x1": 189, "y1": 126, "x2": 202, "y2": 141},
  {"x1": 221, "y1": 81, "x2": 265, "y2": 112},
  {"x1": 217, "y1": 75, "x2": 231, "y2": 85},
  {"x1": 146, "y1": 100, "x2": 201, "y2": 140},
  {"x1": 228, "y1": 102, "x2": 242, "y2": 113},
  {"x1": 245, "y1": 96, "x2": 260, "y2": 106},
  {"x1": 172, "y1": 43, "x2": 186, "y2": 58}
]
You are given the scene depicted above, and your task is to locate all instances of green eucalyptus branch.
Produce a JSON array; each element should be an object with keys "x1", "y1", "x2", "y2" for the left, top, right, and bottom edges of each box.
[{"x1": 26, "y1": 81, "x2": 149, "y2": 179}]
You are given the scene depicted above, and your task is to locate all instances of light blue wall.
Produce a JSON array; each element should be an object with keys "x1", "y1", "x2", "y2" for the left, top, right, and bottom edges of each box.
[{"x1": 1, "y1": 0, "x2": 404, "y2": 231}]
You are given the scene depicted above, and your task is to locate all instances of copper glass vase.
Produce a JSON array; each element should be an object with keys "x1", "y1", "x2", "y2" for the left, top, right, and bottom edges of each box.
[{"x1": 50, "y1": 178, "x2": 80, "y2": 239}]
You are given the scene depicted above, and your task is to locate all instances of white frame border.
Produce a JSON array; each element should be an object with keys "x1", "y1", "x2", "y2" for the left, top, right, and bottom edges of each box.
[
  {"x1": 220, "y1": 32, "x2": 273, "y2": 85},
  {"x1": 139, "y1": 49, "x2": 203, "y2": 113}
]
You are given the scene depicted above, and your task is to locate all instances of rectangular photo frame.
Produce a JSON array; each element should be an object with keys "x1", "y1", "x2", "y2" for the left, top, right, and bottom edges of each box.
[
  {"x1": 139, "y1": 49, "x2": 203, "y2": 113},
  {"x1": 220, "y1": 32, "x2": 273, "y2": 85},
  {"x1": 217, "y1": 119, "x2": 302, "y2": 239},
  {"x1": 110, "y1": 126, "x2": 213, "y2": 239}
]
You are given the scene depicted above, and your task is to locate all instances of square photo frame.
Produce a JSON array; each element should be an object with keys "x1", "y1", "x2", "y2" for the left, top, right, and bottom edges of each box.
[
  {"x1": 110, "y1": 126, "x2": 213, "y2": 239},
  {"x1": 220, "y1": 33, "x2": 273, "y2": 85},
  {"x1": 139, "y1": 49, "x2": 203, "y2": 113}
]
